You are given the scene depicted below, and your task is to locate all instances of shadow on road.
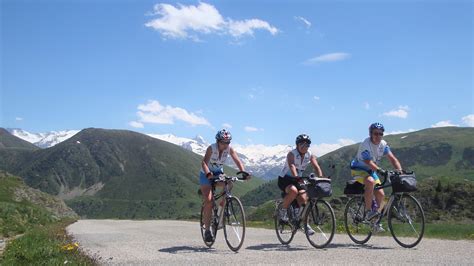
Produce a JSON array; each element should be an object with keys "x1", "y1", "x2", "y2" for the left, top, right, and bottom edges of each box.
[
  {"x1": 246, "y1": 243, "x2": 310, "y2": 252},
  {"x1": 329, "y1": 243, "x2": 393, "y2": 250},
  {"x1": 159, "y1": 246, "x2": 219, "y2": 254}
]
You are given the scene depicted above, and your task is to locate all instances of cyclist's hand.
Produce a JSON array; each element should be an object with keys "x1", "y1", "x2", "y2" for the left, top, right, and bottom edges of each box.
[
  {"x1": 206, "y1": 172, "x2": 213, "y2": 180},
  {"x1": 238, "y1": 171, "x2": 251, "y2": 180},
  {"x1": 394, "y1": 169, "x2": 403, "y2": 175},
  {"x1": 376, "y1": 168, "x2": 388, "y2": 177}
]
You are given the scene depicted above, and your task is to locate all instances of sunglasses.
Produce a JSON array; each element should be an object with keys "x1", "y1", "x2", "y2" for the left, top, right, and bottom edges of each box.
[
  {"x1": 299, "y1": 142, "x2": 311, "y2": 148},
  {"x1": 372, "y1": 132, "x2": 384, "y2": 136}
]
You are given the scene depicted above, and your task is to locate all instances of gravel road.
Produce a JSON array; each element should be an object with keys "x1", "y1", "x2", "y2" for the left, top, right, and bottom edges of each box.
[{"x1": 67, "y1": 220, "x2": 473, "y2": 265}]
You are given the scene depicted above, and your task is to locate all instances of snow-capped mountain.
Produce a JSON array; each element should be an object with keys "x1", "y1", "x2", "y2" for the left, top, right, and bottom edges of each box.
[
  {"x1": 7, "y1": 128, "x2": 80, "y2": 148},
  {"x1": 147, "y1": 133, "x2": 209, "y2": 156},
  {"x1": 7, "y1": 128, "x2": 354, "y2": 180},
  {"x1": 147, "y1": 134, "x2": 290, "y2": 179}
]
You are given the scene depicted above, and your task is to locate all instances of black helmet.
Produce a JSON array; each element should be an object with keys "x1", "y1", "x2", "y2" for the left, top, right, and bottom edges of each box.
[{"x1": 296, "y1": 134, "x2": 311, "y2": 145}]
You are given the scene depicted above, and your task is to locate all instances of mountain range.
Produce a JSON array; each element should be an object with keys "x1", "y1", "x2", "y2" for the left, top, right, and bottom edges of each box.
[
  {"x1": 8, "y1": 128, "x2": 293, "y2": 179},
  {"x1": 0, "y1": 128, "x2": 264, "y2": 219}
]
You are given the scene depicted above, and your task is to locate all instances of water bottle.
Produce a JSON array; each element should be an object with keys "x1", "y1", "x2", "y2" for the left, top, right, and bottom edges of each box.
[
  {"x1": 293, "y1": 207, "x2": 300, "y2": 219},
  {"x1": 372, "y1": 199, "x2": 378, "y2": 212}
]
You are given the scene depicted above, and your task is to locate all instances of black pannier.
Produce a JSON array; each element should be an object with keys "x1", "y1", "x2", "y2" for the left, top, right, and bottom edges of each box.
[
  {"x1": 391, "y1": 172, "x2": 417, "y2": 192},
  {"x1": 344, "y1": 180, "x2": 365, "y2": 195},
  {"x1": 307, "y1": 179, "x2": 332, "y2": 198}
]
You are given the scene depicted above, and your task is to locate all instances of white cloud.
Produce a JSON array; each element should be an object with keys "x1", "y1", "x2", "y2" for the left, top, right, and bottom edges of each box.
[
  {"x1": 311, "y1": 138, "x2": 356, "y2": 157},
  {"x1": 294, "y1": 16, "x2": 311, "y2": 28},
  {"x1": 15, "y1": 117, "x2": 23, "y2": 121},
  {"x1": 145, "y1": 2, "x2": 278, "y2": 41},
  {"x1": 227, "y1": 19, "x2": 278, "y2": 37},
  {"x1": 304, "y1": 52, "x2": 350, "y2": 65},
  {"x1": 386, "y1": 128, "x2": 417, "y2": 135},
  {"x1": 462, "y1": 114, "x2": 474, "y2": 127},
  {"x1": 431, "y1": 120, "x2": 459, "y2": 128},
  {"x1": 382, "y1": 105, "x2": 409, "y2": 119},
  {"x1": 129, "y1": 121, "x2": 144, "y2": 128},
  {"x1": 364, "y1": 102, "x2": 370, "y2": 110},
  {"x1": 133, "y1": 100, "x2": 211, "y2": 127},
  {"x1": 244, "y1": 126, "x2": 263, "y2": 132},
  {"x1": 313, "y1": 96, "x2": 320, "y2": 101},
  {"x1": 222, "y1": 123, "x2": 232, "y2": 129}
]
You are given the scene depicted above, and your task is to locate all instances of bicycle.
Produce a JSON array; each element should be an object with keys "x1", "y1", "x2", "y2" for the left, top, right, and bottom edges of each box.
[
  {"x1": 199, "y1": 171, "x2": 249, "y2": 252},
  {"x1": 274, "y1": 175, "x2": 336, "y2": 248},
  {"x1": 344, "y1": 170, "x2": 425, "y2": 248}
]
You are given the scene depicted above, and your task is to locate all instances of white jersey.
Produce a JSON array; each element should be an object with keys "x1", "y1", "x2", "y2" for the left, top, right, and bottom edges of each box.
[
  {"x1": 201, "y1": 143, "x2": 230, "y2": 174},
  {"x1": 279, "y1": 149, "x2": 313, "y2": 177},
  {"x1": 351, "y1": 138, "x2": 391, "y2": 171}
]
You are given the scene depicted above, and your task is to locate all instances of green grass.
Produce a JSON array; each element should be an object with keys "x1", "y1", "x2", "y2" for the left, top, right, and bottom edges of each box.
[{"x1": 1, "y1": 219, "x2": 96, "y2": 265}]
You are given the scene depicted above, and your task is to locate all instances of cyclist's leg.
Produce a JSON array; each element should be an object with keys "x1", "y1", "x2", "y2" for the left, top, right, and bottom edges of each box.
[
  {"x1": 201, "y1": 184, "x2": 213, "y2": 229},
  {"x1": 282, "y1": 185, "x2": 298, "y2": 209},
  {"x1": 200, "y1": 172, "x2": 213, "y2": 230},
  {"x1": 363, "y1": 175, "x2": 376, "y2": 210},
  {"x1": 374, "y1": 188, "x2": 385, "y2": 211}
]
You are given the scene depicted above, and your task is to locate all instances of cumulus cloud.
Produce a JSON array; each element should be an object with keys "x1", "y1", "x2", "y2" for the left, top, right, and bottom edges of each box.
[
  {"x1": 386, "y1": 128, "x2": 417, "y2": 135},
  {"x1": 131, "y1": 100, "x2": 211, "y2": 127},
  {"x1": 431, "y1": 120, "x2": 459, "y2": 128},
  {"x1": 304, "y1": 52, "x2": 350, "y2": 65},
  {"x1": 145, "y1": 2, "x2": 278, "y2": 40},
  {"x1": 462, "y1": 114, "x2": 474, "y2": 127},
  {"x1": 311, "y1": 138, "x2": 356, "y2": 157},
  {"x1": 382, "y1": 105, "x2": 409, "y2": 119}
]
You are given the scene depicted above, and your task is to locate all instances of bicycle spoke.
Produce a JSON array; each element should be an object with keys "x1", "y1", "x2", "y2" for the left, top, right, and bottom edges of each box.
[
  {"x1": 305, "y1": 200, "x2": 335, "y2": 248},
  {"x1": 223, "y1": 197, "x2": 246, "y2": 252},
  {"x1": 388, "y1": 194, "x2": 425, "y2": 248}
]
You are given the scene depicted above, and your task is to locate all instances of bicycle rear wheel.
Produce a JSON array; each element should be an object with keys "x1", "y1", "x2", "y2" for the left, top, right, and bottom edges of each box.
[
  {"x1": 388, "y1": 193, "x2": 425, "y2": 248},
  {"x1": 344, "y1": 196, "x2": 372, "y2": 244},
  {"x1": 304, "y1": 199, "x2": 336, "y2": 248},
  {"x1": 200, "y1": 203, "x2": 218, "y2": 247},
  {"x1": 274, "y1": 202, "x2": 296, "y2": 245},
  {"x1": 223, "y1": 196, "x2": 246, "y2": 252}
]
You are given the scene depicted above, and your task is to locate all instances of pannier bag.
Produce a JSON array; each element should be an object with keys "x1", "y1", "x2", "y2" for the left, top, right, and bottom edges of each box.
[
  {"x1": 344, "y1": 180, "x2": 365, "y2": 195},
  {"x1": 307, "y1": 178, "x2": 332, "y2": 198},
  {"x1": 391, "y1": 172, "x2": 417, "y2": 192}
]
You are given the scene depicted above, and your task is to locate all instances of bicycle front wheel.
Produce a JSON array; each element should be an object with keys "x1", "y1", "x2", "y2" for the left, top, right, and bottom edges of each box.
[
  {"x1": 223, "y1": 196, "x2": 246, "y2": 252},
  {"x1": 200, "y1": 203, "x2": 218, "y2": 247},
  {"x1": 304, "y1": 199, "x2": 336, "y2": 248},
  {"x1": 274, "y1": 202, "x2": 296, "y2": 245},
  {"x1": 344, "y1": 196, "x2": 372, "y2": 244},
  {"x1": 388, "y1": 193, "x2": 425, "y2": 248}
]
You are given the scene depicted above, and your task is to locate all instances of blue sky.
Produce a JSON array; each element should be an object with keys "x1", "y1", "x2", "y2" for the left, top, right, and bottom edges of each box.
[{"x1": 1, "y1": 0, "x2": 473, "y2": 146}]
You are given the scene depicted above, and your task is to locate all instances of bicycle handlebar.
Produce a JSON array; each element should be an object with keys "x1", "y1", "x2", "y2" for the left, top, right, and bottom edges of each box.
[
  {"x1": 211, "y1": 171, "x2": 250, "y2": 183},
  {"x1": 377, "y1": 169, "x2": 413, "y2": 188}
]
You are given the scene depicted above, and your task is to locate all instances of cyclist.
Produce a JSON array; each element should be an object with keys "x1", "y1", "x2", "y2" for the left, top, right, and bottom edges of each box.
[
  {"x1": 200, "y1": 129, "x2": 249, "y2": 242},
  {"x1": 278, "y1": 134, "x2": 324, "y2": 234},
  {"x1": 350, "y1": 122, "x2": 402, "y2": 232}
]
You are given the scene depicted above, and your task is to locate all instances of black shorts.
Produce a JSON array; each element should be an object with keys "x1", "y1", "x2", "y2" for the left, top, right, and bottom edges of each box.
[{"x1": 278, "y1": 175, "x2": 304, "y2": 192}]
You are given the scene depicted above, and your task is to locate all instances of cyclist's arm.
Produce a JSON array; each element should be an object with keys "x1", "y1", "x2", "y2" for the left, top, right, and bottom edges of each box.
[
  {"x1": 310, "y1": 155, "x2": 323, "y2": 177},
  {"x1": 363, "y1": 159, "x2": 380, "y2": 172},
  {"x1": 201, "y1": 146, "x2": 213, "y2": 178},
  {"x1": 387, "y1": 152, "x2": 402, "y2": 171},
  {"x1": 287, "y1": 152, "x2": 299, "y2": 177},
  {"x1": 229, "y1": 147, "x2": 245, "y2": 172}
]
